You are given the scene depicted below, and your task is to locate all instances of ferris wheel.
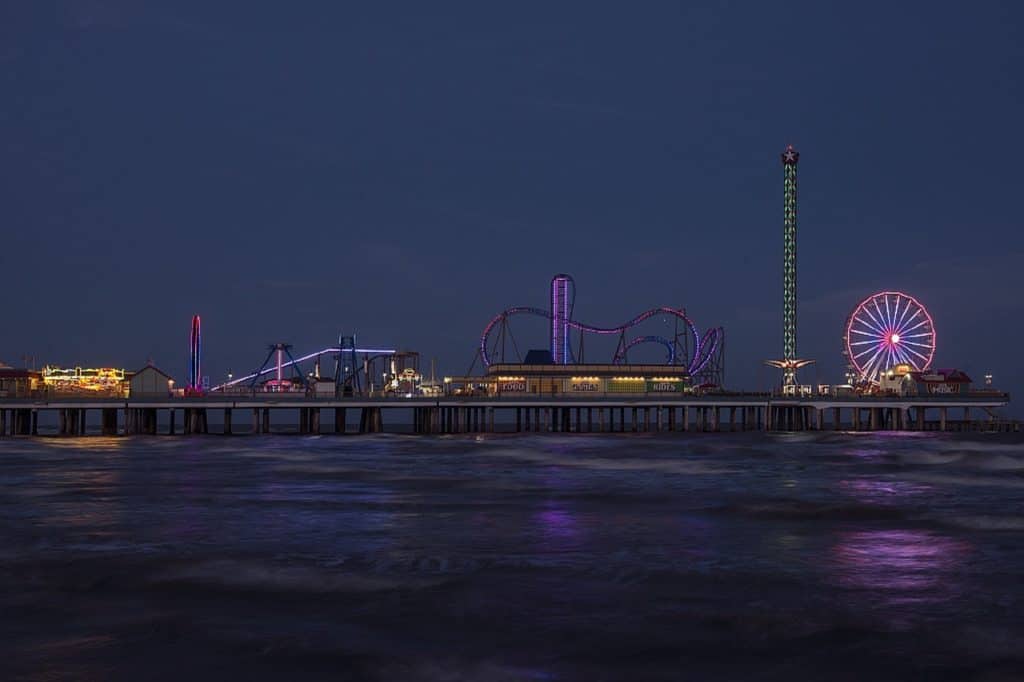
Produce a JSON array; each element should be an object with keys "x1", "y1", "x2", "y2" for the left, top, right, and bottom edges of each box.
[{"x1": 844, "y1": 291, "x2": 936, "y2": 384}]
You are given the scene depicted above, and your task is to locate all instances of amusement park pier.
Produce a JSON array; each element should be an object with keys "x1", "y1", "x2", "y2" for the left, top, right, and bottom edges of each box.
[{"x1": 0, "y1": 145, "x2": 1014, "y2": 435}]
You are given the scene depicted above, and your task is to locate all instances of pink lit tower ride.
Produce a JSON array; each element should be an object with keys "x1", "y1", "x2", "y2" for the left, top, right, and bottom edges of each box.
[
  {"x1": 550, "y1": 274, "x2": 573, "y2": 364},
  {"x1": 189, "y1": 315, "x2": 202, "y2": 392}
]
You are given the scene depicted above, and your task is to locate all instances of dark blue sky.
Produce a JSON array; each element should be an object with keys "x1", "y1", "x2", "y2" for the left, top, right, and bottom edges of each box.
[{"x1": 2, "y1": 2, "x2": 1022, "y2": 400}]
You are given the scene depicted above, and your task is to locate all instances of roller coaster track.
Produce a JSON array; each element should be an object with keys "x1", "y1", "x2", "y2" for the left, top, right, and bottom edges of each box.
[{"x1": 480, "y1": 306, "x2": 721, "y2": 375}]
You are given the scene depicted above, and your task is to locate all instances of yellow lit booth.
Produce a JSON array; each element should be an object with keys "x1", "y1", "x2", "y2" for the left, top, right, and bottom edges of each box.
[{"x1": 42, "y1": 366, "x2": 128, "y2": 398}]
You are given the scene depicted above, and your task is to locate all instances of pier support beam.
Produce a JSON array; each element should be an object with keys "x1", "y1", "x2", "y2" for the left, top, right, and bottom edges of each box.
[{"x1": 101, "y1": 408, "x2": 118, "y2": 436}]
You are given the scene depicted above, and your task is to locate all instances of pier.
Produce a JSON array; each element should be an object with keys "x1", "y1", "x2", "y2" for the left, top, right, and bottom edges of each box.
[{"x1": 0, "y1": 394, "x2": 1015, "y2": 436}]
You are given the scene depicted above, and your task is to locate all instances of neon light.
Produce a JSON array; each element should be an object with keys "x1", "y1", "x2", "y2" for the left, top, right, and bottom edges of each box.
[
  {"x1": 550, "y1": 274, "x2": 573, "y2": 365},
  {"x1": 844, "y1": 291, "x2": 936, "y2": 384},
  {"x1": 781, "y1": 144, "x2": 799, "y2": 383},
  {"x1": 479, "y1": 277, "x2": 722, "y2": 375},
  {"x1": 189, "y1": 315, "x2": 201, "y2": 391},
  {"x1": 482, "y1": 306, "x2": 702, "y2": 369},
  {"x1": 690, "y1": 327, "x2": 722, "y2": 375},
  {"x1": 612, "y1": 335, "x2": 676, "y2": 365},
  {"x1": 212, "y1": 346, "x2": 397, "y2": 390},
  {"x1": 42, "y1": 366, "x2": 127, "y2": 395}
]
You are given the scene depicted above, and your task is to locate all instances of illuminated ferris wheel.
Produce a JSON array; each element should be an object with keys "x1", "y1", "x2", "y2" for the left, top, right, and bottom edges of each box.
[{"x1": 844, "y1": 291, "x2": 936, "y2": 384}]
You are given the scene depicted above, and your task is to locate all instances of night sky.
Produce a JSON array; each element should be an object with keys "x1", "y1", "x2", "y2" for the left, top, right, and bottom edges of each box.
[{"x1": 3, "y1": 2, "x2": 1022, "y2": 405}]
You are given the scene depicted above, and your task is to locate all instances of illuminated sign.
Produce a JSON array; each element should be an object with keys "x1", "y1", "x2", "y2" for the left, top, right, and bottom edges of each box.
[
  {"x1": 42, "y1": 366, "x2": 127, "y2": 395},
  {"x1": 499, "y1": 381, "x2": 527, "y2": 392},
  {"x1": 571, "y1": 381, "x2": 600, "y2": 392},
  {"x1": 647, "y1": 381, "x2": 684, "y2": 392}
]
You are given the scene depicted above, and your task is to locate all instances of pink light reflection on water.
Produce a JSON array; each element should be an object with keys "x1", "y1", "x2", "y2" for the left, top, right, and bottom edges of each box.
[
  {"x1": 830, "y1": 529, "x2": 970, "y2": 605},
  {"x1": 534, "y1": 507, "x2": 585, "y2": 552}
]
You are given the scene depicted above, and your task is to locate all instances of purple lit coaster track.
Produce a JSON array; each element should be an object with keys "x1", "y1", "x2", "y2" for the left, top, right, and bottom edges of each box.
[{"x1": 479, "y1": 275, "x2": 725, "y2": 383}]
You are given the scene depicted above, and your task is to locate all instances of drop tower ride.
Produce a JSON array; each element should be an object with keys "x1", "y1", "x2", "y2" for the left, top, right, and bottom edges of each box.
[{"x1": 766, "y1": 144, "x2": 813, "y2": 387}]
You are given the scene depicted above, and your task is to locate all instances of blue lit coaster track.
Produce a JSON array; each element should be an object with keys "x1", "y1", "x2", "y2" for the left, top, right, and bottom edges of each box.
[{"x1": 480, "y1": 305, "x2": 723, "y2": 376}]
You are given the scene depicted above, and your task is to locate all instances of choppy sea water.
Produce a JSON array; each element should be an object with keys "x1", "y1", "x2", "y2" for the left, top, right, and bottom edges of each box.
[{"x1": 1, "y1": 432, "x2": 1023, "y2": 681}]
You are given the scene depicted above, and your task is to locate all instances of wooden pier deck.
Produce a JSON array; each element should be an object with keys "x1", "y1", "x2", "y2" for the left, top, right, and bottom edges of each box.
[{"x1": 0, "y1": 394, "x2": 1015, "y2": 436}]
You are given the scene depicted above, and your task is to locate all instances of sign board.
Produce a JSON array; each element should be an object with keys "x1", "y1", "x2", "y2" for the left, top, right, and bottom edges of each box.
[
  {"x1": 499, "y1": 381, "x2": 527, "y2": 392},
  {"x1": 646, "y1": 381, "x2": 684, "y2": 393},
  {"x1": 570, "y1": 381, "x2": 600, "y2": 392}
]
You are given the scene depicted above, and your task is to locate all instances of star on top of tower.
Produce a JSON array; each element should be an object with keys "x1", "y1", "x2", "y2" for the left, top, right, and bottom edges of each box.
[{"x1": 781, "y1": 144, "x2": 799, "y2": 165}]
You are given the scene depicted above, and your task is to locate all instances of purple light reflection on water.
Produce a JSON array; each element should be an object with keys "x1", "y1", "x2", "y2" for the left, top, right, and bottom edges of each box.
[
  {"x1": 830, "y1": 529, "x2": 971, "y2": 605},
  {"x1": 837, "y1": 478, "x2": 933, "y2": 505},
  {"x1": 534, "y1": 507, "x2": 585, "y2": 552}
]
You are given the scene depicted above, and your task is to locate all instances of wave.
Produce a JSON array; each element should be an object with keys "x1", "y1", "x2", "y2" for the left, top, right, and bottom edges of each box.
[
  {"x1": 149, "y1": 558, "x2": 451, "y2": 594},
  {"x1": 902, "y1": 472, "x2": 1024, "y2": 489},
  {"x1": 717, "y1": 499, "x2": 910, "y2": 522},
  {"x1": 939, "y1": 515, "x2": 1024, "y2": 531},
  {"x1": 485, "y1": 446, "x2": 728, "y2": 475}
]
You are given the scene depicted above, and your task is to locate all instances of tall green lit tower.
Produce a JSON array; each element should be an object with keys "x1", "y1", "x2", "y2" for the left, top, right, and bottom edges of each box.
[
  {"x1": 782, "y1": 144, "x2": 799, "y2": 372},
  {"x1": 766, "y1": 144, "x2": 813, "y2": 388}
]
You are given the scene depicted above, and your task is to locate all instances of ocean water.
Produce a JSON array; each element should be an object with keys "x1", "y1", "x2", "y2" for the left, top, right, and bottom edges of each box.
[{"x1": 1, "y1": 432, "x2": 1023, "y2": 681}]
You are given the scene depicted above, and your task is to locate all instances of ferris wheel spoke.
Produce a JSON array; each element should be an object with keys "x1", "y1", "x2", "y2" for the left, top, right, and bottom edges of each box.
[
  {"x1": 899, "y1": 347, "x2": 922, "y2": 368},
  {"x1": 897, "y1": 307, "x2": 923, "y2": 332},
  {"x1": 893, "y1": 344, "x2": 914, "y2": 366},
  {"x1": 873, "y1": 297, "x2": 886, "y2": 323},
  {"x1": 861, "y1": 304, "x2": 886, "y2": 331},
  {"x1": 860, "y1": 346, "x2": 886, "y2": 376},
  {"x1": 849, "y1": 339, "x2": 879, "y2": 347},
  {"x1": 901, "y1": 332, "x2": 933, "y2": 339},
  {"x1": 853, "y1": 345, "x2": 880, "y2": 360},
  {"x1": 902, "y1": 318, "x2": 931, "y2": 335},
  {"x1": 902, "y1": 340, "x2": 933, "y2": 349},
  {"x1": 889, "y1": 295, "x2": 900, "y2": 329},
  {"x1": 903, "y1": 349, "x2": 934, "y2": 364},
  {"x1": 902, "y1": 323, "x2": 931, "y2": 338},
  {"x1": 903, "y1": 346, "x2": 931, "y2": 364},
  {"x1": 894, "y1": 298, "x2": 914, "y2": 332},
  {"x1": 854, "y1": 314, "x2": 886, "y2": 335},
  {"x1": 883, "y1": 295, "x2": 892, "y2": 327},
  {"x1": 849, "y1": 328, "x2": 879, "y2": 337},
  {"x1": 858, "y1": 348, "x2": 881, "y2": 375}
]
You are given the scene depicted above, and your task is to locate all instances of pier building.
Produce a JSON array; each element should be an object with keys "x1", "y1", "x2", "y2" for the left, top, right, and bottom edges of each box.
[
  {"x1": 0, "y1": 368, "x2": 41, "y2": 398},
  {"x1": 129, "y1": 364, "x2": 175, "y2": 399},
  {"x1": 445, "y1": 363, "x2": 693, "y2": 397},
  {"x1": 41, "y1": 366, "x2": 128, "y2": 397}
]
